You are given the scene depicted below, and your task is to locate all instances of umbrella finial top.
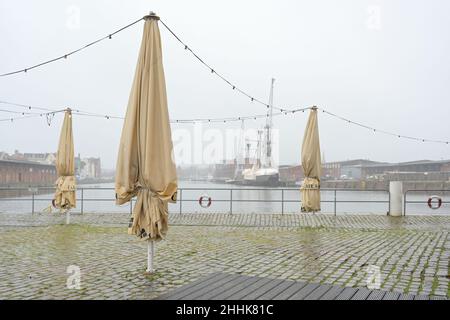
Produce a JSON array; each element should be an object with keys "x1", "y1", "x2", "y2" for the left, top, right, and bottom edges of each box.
[
  {"x1": 311, "y1": 106, "x2": 318, "y2": 110},
  {"x1": 144, "y1": 12, "x2": 160, "y2": 20}
]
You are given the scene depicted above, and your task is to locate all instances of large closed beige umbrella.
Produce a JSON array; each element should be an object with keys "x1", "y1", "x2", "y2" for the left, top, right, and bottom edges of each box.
[
  {"x1": 115, "y1": 12, "x2": 177, "y2": 273},
  {"x1": 53, "y1": 109, "x2": 76, "y2": 222},
  {"x1": 300, "y1": 107, "x2": 321, "y2": 212}
]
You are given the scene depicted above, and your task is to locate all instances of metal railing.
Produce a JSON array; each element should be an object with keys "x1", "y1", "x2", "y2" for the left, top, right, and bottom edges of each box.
[
  {"x1": 404, "y1": 189, "x2": 450, "y2": 215},
  {"x1": 0, "y1": 186, "x2": 390, "y2": 215}
]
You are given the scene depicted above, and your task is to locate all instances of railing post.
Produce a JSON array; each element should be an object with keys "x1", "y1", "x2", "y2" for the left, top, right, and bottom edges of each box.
[
  {"x1": 334, "y1": 189, "x2": 337, "y2": 216},
  {"x1": 403, "y1": 190, "x2": 406, "y2": 216},
  {"x1": 31, "y1": 192, "x2": 35, "y2": 214},
  {"x1": 281, "y1": 189, "x2": 284, "y2": 215},
  {"x1": 81, "y1": 188, "x2": 84, "y2": 214},
  {"x1": 230, "y1": 189, "x2": 233, "y2": 215},
  {"x1": 179, "y1": 189, "x2": 182, "y2": 215}
]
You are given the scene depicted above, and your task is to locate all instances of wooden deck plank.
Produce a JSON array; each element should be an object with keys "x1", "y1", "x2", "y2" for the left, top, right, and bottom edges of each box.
[
  {"x1": 242, "y1": 278, "x2": 287, "y2": 300},
  {"x1": 319, "y1": 286, "x2": 345, "y2": 300},
  {"x1": 225, "y1": 277, "x2": 275, "y2": 300},
  {"x1": 156, "y1": 272, "x2": 225, "y2": 300},
  {"x1": 256, "y1": 280, "x2": 297, "y2": 300},
  {"x1": 195, "y1": 274, "x2": 252, "y2": 300},
  {"x1": 366, "y1": 290, "x2": 386, "y2": 300},
  {"x1": 335, "y1": 287, "x2": 358, "y2": 300},
  {"x1": 212, "y1": 275, "x2": 262, "y2": 300},
  {"x1": 430, "y1": 295, "x2": 447, "y2": 300},
  {"x1": 303, "y1": 284, "x2": 333, "y2": 300},
  {"x1": 181, "y1": 274, "x2": 242, "y2": 300},
  {"x1": 156, "y1": 273, "x2": 440, "y2": 301},
  {"x1": 396, "y1": 293, "x2": 414, "y2": 300},
  {"x1": 350, "y1": 288, "x2": 372, "y2": 300},
  {"x1": 382, "y1": 291, "x2": 401, "y2": 300},
  {"x1": 288, "y1": 283, "x2": 320, "y2": 300},
  {"x1": 271, "y1": 282, "x2": 308, "y2": 300}
]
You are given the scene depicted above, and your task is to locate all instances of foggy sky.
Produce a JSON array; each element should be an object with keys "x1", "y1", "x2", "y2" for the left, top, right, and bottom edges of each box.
[{"x1": 1, "y1": 0, "x2": 449, "y2": 169}]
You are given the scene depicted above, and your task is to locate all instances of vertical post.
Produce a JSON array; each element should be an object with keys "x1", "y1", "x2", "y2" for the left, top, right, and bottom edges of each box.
[
  {"x1": 130, "y1": 199, "x2": 133, "y2": 215},
  {"x1": 403, "y1": 191, "x2": 406, "y2": 216},
  {"x1": 146, "y1": 240, "x2": 155, "y2": 273},
  {"x1": 281, "y1": 189, "x2": 284, "y2": 215},
  {"x1": 31, "y1": 192, "x2": 35, "y2": 214},
  {"x1": 179, "y1": 189, "x2": 182, "y2": 215},
  {"x1": 389, "y1": 181, "x2": 403, "y2": 216},
  {"x1": 334, "y1": 189, "x2": 337, "y2": 216},
  {"x1": 81, "y1": 188, "x2": 84, "y2": 214},
  {"x1": 230, "y1": 189, "x2": 233, "y2": 215}
]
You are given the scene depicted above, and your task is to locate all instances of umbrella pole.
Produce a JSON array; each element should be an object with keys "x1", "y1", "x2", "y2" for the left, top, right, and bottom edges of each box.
[
  {"x1": 66, "y1": 210, "x2": 70, "y2": 224},
  {"x1": 146, "y1": 240, "x2": 155, "y2": 273}
]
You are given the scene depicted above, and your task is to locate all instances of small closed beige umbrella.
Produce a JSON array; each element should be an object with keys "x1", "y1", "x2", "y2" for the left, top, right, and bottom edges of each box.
[
  {"x1": 115, "y1": 12, "x2": 177, "y2": 273},
  {"x1": 53, "y1": 109, "x2": 76, "y2": 222},
  {"x1": 300, "y1": 107, "x2": 321, "y2": 212}
]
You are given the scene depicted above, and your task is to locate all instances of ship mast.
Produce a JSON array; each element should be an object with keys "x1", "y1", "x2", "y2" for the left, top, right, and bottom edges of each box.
[{"x1": 264, "y1": 78, "x2": 275, "y2": 168}]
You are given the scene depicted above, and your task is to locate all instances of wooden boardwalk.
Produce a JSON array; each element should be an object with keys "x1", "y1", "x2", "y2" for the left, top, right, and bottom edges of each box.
[{"x1": 156, "y1": 273, "x2": 446, "y2": 300}]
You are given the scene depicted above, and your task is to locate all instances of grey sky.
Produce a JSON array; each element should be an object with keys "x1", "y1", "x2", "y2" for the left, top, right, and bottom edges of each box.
[{"x1": 1, "y1": 0, "x2": 449, "y2": 169}]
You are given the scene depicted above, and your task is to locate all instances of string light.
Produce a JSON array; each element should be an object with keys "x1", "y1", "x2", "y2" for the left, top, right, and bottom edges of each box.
[
  {"x1": 1, "y1": 15, "x2": 292, "y2": 115},
  {"x1": 319, "y1": 108, "x2": 449, "y2": 145},
  {"x1": 0, "y1": 17, "x2": 144, "y2": 77},
  {"x1": 0, "y1": 100, "x2": 312, "y2": 124},
  {"x1": 158, "y1": 19, "x2": 288, "y2": 113},
  {"x1": 0, "y1": 15, "x2": 447, "y2": 145}
]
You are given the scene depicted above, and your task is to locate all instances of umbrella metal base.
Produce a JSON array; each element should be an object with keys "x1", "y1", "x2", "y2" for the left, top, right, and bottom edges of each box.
[{"x1": 144, "y1": 269, "x2": 157, "y2": 275}]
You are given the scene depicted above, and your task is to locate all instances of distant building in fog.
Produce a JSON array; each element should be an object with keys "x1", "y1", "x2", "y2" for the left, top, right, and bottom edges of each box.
[
  {"x1": 322, "y1": 159, "x2": 384, "y2": 180},
  {"x1": 6, "y1": 150, "x2": 57, "y2": 165},
  {"x1": 23, "y1": 152, "x2": 56, "y2": 165},
  {"x1": 0, "y1": 159, "x2": 57, "y2": 186},
  {"x1": 278, "y1": 159, "x2": 450, "y2": 184},
  {"x1": 279, "y1": 165, "x2": 303, "y2": 185},
  {"x1": 79, "y1": 157, "x2": 101, "y2": 179},
  {"x1": 0, "y1": 150, "x2": 102, "y2": 183}
]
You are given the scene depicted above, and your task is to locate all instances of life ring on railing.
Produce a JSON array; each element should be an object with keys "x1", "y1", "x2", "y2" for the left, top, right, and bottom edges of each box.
[
  {"x1": 198, "y1": 195, "x2": 212, "y2": 208},
  {"x1": 427, "y1": 195, "x2": 442, "y2": 210}
]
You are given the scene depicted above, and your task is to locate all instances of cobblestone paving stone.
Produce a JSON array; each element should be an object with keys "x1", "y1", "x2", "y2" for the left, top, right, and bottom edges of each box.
[{"x1": 0, "y1": 212, "x2": 448, "y2": 299}]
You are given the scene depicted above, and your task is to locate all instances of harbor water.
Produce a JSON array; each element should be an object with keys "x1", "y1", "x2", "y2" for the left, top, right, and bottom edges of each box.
[{"x1": 0, "y1": 181, "x2": 448, "y2": 215}]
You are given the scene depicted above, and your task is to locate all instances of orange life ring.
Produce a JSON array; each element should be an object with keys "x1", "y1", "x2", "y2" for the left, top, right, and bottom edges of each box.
[
  {"x1": 427, "y1": 195, "x2": 442, "y2": 210},
  {"x1": 198, "y1": 195, "x2": 212, "y2": 208}
]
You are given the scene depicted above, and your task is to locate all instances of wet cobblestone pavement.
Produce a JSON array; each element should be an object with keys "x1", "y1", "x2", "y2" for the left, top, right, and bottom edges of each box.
[{"x1": 0, "y1": 212, "x2": 448, "y2": 299}]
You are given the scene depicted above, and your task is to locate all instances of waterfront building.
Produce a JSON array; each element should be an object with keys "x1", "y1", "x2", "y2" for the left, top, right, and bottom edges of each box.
[{"x1": 0, "y1": 159, "x2": 57, "y2": 186}]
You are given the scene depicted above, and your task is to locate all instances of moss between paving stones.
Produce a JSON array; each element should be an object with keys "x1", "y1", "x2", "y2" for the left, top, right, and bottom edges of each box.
[{"x1": 0, "y1": 222, "x2": 448, "y2": 299}]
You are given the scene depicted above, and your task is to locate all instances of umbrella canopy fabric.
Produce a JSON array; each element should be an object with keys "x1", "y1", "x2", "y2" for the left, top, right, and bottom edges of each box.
[
  {"x1": 300, "y1": 107, "x2": 321, "y2": 212},
  {"x1": 53, "y1": 109, "x2": 76, "y2": 210},
  {"x1": 115, "y1": 14, "x2": 177, "y2": 241}
]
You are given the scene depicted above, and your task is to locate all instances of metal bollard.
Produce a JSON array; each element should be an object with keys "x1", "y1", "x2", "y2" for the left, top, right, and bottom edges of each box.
[{"x1": 230, "y1": 189, "x2": 233, "y2": 215}]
